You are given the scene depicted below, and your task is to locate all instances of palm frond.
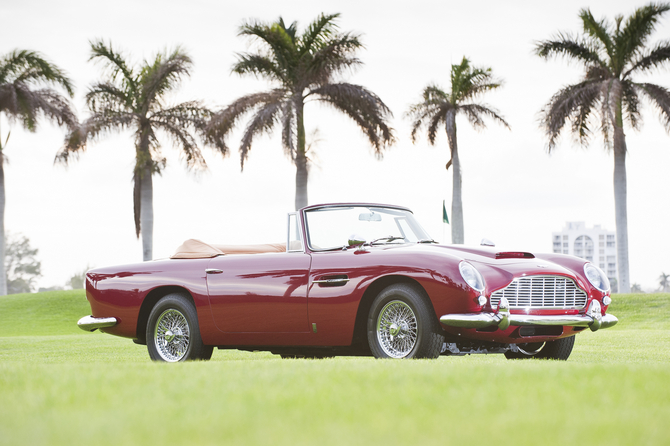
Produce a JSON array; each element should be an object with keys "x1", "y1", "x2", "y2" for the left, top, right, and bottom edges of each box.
[
  {"x1": 302, "y1": 34, "x2": 363, "y2": 87},
  {"x1": 625, "y1": 40, "x2": 670, "y2": 76},
  {"x1": 89, "y1": 40, "x2": 137, "y2": 95},
  {"x1": 405, "y1": 103, "x2": 445, "y2": 144},
  {"x1": 0, "y1": 82, "x2": 76, "y2": 132},
  {"x1": 140, "y1": 48, "x2": 192, "y2": 110},
  {"x1": 153, "y1": 118, "x2": 206, "y2": 170},
  {"x1": 404, "y1": 85, "x2": 451, "y2": 145},
  {"x1": 239, "y1": 101, "x2": 283, "y2": 169},
  {"x1": 622, "y1": 80, "x2": 642, "y2": 130},
  {"x1": 233, "y1": 54, "x2": 286, "y2": 83},
  {"x1": 56, "y1": 111, "x2": 134, "y2": 164},
  {"x1": 238, "y1": 19, "x2": 298, "y2": 82},
  {"x1": 535, "y1": 34, "x2": 605, "y2": 67},
  {"x1": 539, "y1": 80, "x2": 605, "y2": 150},
  {"x1": 427, "y1": 106, "x2": 450, "y2": 145},
  {"x1": 579, "y1": 8, "x2": 615, "y2": 61},
  {"x1": 311, "y1": 82, "x2": 395, "y2": 154},
  {"x1": 459, "y1": 103, "x2": 511, "y2": 131},
  {"x1": 461, "y1": 80, "x2": 503, "y2": 102},
  {"x1": 86, "y1": 82, "x2": 132, "y2": 112},
  {"x1": 151, "y1": 101, "x2": 211, "y2": 169},
  {"x1": 0, "y1": 50, "x2": 74, "y2": 97},
  {"x1": 635, "y1": 82, "x2": 670, "y2": 132},
  {"x1": 617, "y1": 2, "x2": 670, "y2": 64},
  {"x1": 205, "y1": 89, "x2": 287, "y2": 164},
  {"x1": 299, "y1": 13, "x2": 340, "y2": 55},
  {"x1": 24, "y1": 88, "x2": 77, "y2": 129}
]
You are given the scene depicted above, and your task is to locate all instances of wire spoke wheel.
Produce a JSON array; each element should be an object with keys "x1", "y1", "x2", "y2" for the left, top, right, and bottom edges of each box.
[
  {"x1": 154, "y1": 308, "x2": 191, "y2": 362},
  {"x1": 376, "y1": 300, "x2": 418, "y2": 358}
]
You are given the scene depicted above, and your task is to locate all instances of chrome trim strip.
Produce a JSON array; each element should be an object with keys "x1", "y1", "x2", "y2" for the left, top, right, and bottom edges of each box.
[
  {"x1": 313, "y1": 278, "x2": 350, "y2": 284},
  {"x1": 439, "y1": 301, "x2": 618, "y2": 332},
  {"x1": 77, "y1": 315, "x2": 118, "y2": 332}
]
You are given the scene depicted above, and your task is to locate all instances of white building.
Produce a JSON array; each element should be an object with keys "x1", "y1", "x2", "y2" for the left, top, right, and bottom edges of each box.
[{"x1": 552, "y1": 222, "x2": 617, "y2": 284}]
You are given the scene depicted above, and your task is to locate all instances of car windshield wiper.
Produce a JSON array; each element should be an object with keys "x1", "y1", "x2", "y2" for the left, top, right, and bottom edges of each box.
[
  {"x1": 417, "y1": 239, "x2": 437, "y2": 244},
  {"x1": 369, "y1": 236, "x2": 405, "y2": 245}
]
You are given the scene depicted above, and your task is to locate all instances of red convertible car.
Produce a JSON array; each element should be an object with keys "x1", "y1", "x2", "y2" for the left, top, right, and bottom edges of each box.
[{"x1": 78, "y1": 203, "x2": 617, "y2": 362}]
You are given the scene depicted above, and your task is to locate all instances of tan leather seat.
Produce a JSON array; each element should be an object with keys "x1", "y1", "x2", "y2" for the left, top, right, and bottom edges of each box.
[{"x1": 171, "y1": 239, "x2": 286, "y2": 259}]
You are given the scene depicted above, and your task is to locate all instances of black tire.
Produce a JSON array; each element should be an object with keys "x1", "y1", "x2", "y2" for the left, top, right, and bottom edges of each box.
[
  {"x1": 505, "y1": 336, "x2": 575, "y2": 361},
  {"x1": 537, "y1": 335, "x2": 575, "y2": 360},
  {"x1": 146, "y1": 293, "x2": 213, "y2": 362},
  {"x1": 367, "y1": 283, "x2": 444, "y2": 359}
]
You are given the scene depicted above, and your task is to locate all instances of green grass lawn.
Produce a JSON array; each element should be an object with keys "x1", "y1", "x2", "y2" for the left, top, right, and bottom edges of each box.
[{"x1": 1, "y1": 291, "x2": 669, "y2": 445}]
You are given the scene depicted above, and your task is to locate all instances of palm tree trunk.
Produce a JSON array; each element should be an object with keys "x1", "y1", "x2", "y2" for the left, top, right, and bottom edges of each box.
[
  {"x1": 613, "y1": 124, "x2": 630, "y2": 293},
  {"x1": 140, "y1": 165, "x2": 153, "y2": 261},
  {"x1": 136, "y1": 126, "x2": 154, "y2": 261},
  {"x1": 294, "y1": 97, "x2": 308, "y2": 210},
  {"x1": 610, "y1": 83, "x2": 630, "y2": 294},
  {"x1": 447, "y1": 114, "x2": 464, "y2": 244},
  {"x1": 0, "y1": 143, "x2": 6, "y2": 295}
]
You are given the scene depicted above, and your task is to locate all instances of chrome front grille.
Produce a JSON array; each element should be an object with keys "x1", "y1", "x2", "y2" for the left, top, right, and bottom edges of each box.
[{"x1": 490, "y1": 275, "x2": 587, "y2": 310}]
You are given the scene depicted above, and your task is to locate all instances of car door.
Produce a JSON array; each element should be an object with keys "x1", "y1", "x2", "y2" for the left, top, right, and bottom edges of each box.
[{"x1": 206, "y1": 251, "x2": 311, "y2": 333}]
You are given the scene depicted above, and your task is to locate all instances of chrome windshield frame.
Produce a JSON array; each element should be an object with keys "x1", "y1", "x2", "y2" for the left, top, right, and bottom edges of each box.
[{"x1": 301, "y1": 203, "x2": 429, "y2": 253}]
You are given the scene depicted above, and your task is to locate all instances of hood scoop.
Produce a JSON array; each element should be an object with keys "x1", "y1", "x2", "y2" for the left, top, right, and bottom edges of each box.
[{"x1": 495, "y1": 251, "x2": 535, "y2": 259}]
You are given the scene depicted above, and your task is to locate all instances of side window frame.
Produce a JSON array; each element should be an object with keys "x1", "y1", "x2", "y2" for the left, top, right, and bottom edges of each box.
[{"x1": 287, "y1": 212, "x2": 304, "y2": 252}]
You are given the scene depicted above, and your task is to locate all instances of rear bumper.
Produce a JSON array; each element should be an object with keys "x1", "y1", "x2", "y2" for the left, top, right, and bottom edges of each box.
[
  {"x1": 77, "y1": 315, "x2": 118, "y2": 332},
  {"x1": 440, "y1": 298, "x2": 617, "y2": 332}
]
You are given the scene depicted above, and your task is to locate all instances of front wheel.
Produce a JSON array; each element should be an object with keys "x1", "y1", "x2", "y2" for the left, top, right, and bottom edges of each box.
[
  {"x1": 505, "y1": 336, "x2": 575, "y2": 361},
  {"x1": 367, "y1": 283, "x2": 444, "y2": 359},
  {"x1": 146, "y1": 294, "x2": 213, "y2": 362}
]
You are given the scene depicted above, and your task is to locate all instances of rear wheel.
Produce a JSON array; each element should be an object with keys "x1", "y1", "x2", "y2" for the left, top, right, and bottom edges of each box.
[
  {"x1": 367, "y1": 283, "x2": 443, "y2": 359},
  {"x1": 505, "y1": 336, "x2": 575, "y2": 361},
  {"x1": 146, "y1": 294, "x2": 213, "y2": 362}
]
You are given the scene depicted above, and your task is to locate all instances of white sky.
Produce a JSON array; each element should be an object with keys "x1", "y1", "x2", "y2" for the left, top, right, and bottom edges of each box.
[{"x1": 1, "y1": 0, "x2": 668, "y2": 291}]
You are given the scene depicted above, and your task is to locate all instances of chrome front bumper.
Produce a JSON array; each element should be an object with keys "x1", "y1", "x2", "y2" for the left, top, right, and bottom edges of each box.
[
  {"x1": 440, "y1": 298, "x2": 618, "y2": 332},
  {"x1": 77, "y1": 315, "x2": 118, "y2": 332}
]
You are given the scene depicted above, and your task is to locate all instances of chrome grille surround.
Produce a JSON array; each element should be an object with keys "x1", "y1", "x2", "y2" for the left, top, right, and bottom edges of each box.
[{"x1": 490, "y1": 275, "x2": 587, "y2": 310}]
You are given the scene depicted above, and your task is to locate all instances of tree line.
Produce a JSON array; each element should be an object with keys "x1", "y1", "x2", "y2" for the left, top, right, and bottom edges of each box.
[{"x1": 1, "y1": 4, "x2": 669, "y2": 295}]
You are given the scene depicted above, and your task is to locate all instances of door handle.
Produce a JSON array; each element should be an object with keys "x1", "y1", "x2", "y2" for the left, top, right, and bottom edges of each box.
[
  {"x1": 313, "y1": 276, "x2": 349, "y2": 286},
  {"x1": 205, "y1": 269, "x2": 223, "y2": 274}
]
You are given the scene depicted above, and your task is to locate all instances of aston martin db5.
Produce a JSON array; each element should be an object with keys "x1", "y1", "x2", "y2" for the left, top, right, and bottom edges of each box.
[{"x1": 78, "y1": 203, "x2": 617, "y2": 361}]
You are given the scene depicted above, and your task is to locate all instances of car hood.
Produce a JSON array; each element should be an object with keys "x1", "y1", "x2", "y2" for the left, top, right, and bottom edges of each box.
[{"x1": 425, "y1": 244, "x2": 590, "y2": 293}]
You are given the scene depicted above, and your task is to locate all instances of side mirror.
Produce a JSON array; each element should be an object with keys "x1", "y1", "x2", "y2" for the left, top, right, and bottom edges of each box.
[{"x1": 348, "y1": 234, "x2": 366, "y2": 247}]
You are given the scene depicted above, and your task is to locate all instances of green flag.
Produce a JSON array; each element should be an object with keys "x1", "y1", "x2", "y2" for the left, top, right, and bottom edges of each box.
[{"x1": 442, "y1": 200, "x2": 449, "y2": 224}]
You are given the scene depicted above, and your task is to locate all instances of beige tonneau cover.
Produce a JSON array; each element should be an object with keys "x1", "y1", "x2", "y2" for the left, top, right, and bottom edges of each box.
[{"x1": 170, "y1": 239, "x2": 286, "y2": 259}]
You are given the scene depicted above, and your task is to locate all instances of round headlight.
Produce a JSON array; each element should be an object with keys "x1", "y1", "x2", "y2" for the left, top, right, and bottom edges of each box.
[
  {"x1": 584, "y1": 263, "x2": 610, "y2": 292},
  {"x1": 459, "y1": 262, "x2": 485, "y2": 293}
]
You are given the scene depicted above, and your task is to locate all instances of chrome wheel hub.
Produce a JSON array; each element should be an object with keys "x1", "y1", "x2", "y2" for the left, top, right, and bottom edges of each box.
[
  {"x1": 154, "y1": 309, "x2": 190, "y2": 362},
  {"x1": 376, "y1": 300, "x2": 418, "y2": 358}
]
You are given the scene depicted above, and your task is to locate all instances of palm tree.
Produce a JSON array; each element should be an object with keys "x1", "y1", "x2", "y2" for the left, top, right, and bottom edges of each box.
[
  {"x1": 406, "y1": 57, "x2": 509, "y2": 244},
  {"x1": 535, "y1": 3, "x2": 670, "y2": 293},
  {"x1": 0, "y1": 50, "x2": 76, "y2": 295},
  {"x1": 59, "y1": 40, "x2": 221, "y2": 261},
  {"x1": 205, "y1": 13, "x2": 394, "y2": 209}
]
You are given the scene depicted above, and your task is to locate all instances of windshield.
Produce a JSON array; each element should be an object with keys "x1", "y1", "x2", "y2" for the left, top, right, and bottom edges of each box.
[{"x1": 304, "y1": 205, "x2": 431, "y2": 251}]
